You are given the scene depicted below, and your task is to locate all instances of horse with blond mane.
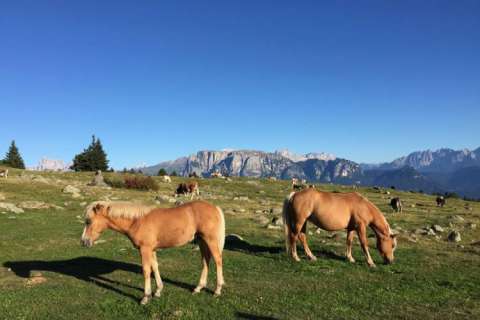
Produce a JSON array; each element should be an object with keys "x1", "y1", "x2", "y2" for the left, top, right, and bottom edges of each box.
[
  {"x1": 282, "y1": 188, "x2": 397, "y2": 267},
  {"x1": 81, "y1": 200, "x2": 225, "y2": 304}
]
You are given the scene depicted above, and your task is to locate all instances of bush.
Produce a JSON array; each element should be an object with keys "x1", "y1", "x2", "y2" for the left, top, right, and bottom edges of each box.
[
  {"x1": 124, "y1": 175, "x2": 159, "y2": 191},
  {"x1": 104, "y1": 176, "x2": 126, "y2": 189},
  {"x1": 158, "y1": 168, "x2": 167, "y2": 176},
  {"x1": 105, "y1": 175, "x2": 159, "y2": 191}
]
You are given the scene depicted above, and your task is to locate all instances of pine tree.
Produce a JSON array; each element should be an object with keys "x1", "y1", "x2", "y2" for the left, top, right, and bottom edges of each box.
[
  {"x1": 158, "y1": 168, "x2": 167, "y2": 176},
  {"x1": 71, "y1": 135, "x2": 109, "y2": 171},
  {"x1": 3, "y1": 140, "x2": 25, "y2": 169}
]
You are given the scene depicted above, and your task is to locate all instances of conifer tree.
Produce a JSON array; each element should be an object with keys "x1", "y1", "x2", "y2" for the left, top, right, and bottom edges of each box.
[
  {"x1": 3, "y1": 140, "x2": 25, "y2": 169},
  {"x1": 71, "y1": 135, "x2": 109, "y2": 171}
]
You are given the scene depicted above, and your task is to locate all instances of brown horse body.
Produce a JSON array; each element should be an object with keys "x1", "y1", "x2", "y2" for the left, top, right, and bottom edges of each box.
[
  {"x1": 283, "y1": 188, "x2": 396, "y2": 267},
  {"x1": 81, "y1": 200, "x2": 225, "y2": 304}
]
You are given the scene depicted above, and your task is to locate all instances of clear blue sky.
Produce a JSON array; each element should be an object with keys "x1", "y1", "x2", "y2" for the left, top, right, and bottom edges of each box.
[{"x1": 1, "y1": 1, "x2": 479, "y2": 169}]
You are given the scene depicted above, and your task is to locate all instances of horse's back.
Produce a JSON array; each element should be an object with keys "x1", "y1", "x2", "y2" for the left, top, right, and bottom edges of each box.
[{"x1": 291, "y1": 189, "x2": 371, "y2": 231}]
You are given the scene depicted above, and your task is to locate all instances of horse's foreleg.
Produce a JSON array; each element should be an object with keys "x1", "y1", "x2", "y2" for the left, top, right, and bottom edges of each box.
[
  {"x1": 346, "y1": 229, "x2": 356, "y2": 263},
  {"x1": 140, "y1": 246, "x2": 153, "y2": 305},
  {"x1": 193, "y1": 239, "x2": 211, "y2": 294},
  {"x1": 299, "y1": 223, "x2": 316, "y2": 261},
  {"x1": 151, "y1": 251, "x2": 163, "y2": 297},
  {"x1": 357, "y1": 225, "x2": 375, "y2": 267}
]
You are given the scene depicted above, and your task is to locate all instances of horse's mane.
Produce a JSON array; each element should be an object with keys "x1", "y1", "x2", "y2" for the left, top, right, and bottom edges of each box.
[
  {"x1": 85, "y1": 201, "x2": 155, "y2": 220},
  {"x1": 356, "y1": 193, "x2": 392, "y2": 236}
]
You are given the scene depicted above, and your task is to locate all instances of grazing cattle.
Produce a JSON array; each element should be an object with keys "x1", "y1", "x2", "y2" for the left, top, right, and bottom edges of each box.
[
  {"x1": 210, "y1": 172, "x2": 223, "y2": 178},
  {"x1": 175, "y1": 181, "x2": 200, "y2": 200},
  {"x1": 0, "y1": 169, "x2": 8, "y2": 179},
  {"x1": 283, "y1": 188, "x2": 397, "y2": 267},
  {"x1": 81, "y1": 201, "x2": 225, "y2": 304},
  {"x1": 162, "y1": 175, "x2": 172, "y2": 183},
  {"x1": 436, "y1": 196, "x2": 446, "y2": 207},
  {"x1": 292, "y1": 178, "x2": 306, "y2": 191},
  {"x1": 390, "y1": 197, "x2": 403, "y2": 213}
]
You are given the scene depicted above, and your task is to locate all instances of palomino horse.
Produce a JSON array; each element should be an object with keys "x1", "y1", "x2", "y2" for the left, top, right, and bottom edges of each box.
[
  {"x1": 81, "y1": 200, "x2": 225, "y2": 304},
  {"x1": 282, "y1": 188, "x2": 397, "y2": 267}
]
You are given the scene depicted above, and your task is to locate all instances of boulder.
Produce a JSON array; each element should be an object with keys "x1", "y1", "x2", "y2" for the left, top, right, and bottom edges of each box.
[
  {"x1": 63, "y1": 185, "x2": 81, "y2": 194},
  {"x1": 0, "y1": 202, "x2": 24, "y2": 214},
  {"x1": 447, "y1": 231, "x2": 461, "y2": 242},
  {"x1": 88, "y1": 170, "x2": 108, "y2": 187},
  {"x1": 270, "y1": 208, "x2": 282, "y2": 215},
  {"x1": 18, "y1": 201, "x2": 51, "y2": 210},
  {"x1": 432, "y1": 225, "x2": 444, "y2": 233}
]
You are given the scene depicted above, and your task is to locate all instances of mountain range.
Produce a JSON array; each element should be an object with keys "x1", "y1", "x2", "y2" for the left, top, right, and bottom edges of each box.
[{"x1": 140, "y1": 147, "x2": 480, "y2": 198}]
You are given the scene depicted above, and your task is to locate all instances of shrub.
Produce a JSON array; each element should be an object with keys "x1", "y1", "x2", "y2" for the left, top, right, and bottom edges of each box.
[
  {"x1": 105, "y1": 175, "x2": 159, "y2": 191},
  {"x1": 124, "y1": 175, "x2": 159, "y2": 191},
  {"x1": 104, "y1": 176, "x2": 126, "y2": 189},
  {"x1": 158, "y1": 168, "x2": 167, "y2": 176}
]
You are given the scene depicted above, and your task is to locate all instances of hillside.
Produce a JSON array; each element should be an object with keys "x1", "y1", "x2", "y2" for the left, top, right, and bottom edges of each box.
[{"x1": 1, "y1": 168, "x2": 479, "y2": 319}]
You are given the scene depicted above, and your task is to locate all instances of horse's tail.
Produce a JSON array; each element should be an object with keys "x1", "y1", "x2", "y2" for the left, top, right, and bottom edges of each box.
[
  {"x1": 282, "y1": 192, "x2": 296, "y2": 255},
  {"x1": 216, "y1": 206, "x2": 225, "y2": 253}
]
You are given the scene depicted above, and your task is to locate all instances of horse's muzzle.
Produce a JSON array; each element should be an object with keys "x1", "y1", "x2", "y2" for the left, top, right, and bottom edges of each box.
[{"x1": 81, "y1": 238, "x2": 93, "y2": 248}]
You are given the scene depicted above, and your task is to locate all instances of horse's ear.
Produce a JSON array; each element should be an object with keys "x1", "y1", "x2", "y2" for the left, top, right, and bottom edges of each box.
[{"x1": 93, "y1": 203, "x2": 103, "y2": 214}]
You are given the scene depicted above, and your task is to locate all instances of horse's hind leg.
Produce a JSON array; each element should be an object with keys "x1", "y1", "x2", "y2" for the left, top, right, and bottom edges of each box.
[
  {"x1": 151, "y1": 251, "x2": 164, "y2": 297},
  {"x1": 193, "y1": 239, "x2": 211, "y2": 294},
  {"x1": 202, "y1": 237, "x2": 224, "y2": 296},
  {"x1": 345, "y1": 229, "x2": 356, "y2": 263},
  {"x1": 140, "y1": 246, "x2": 154, "y2": 305},
  {"x1": 298, "y1": 223, "x2": 317, "y2": 261},
  {"x1": 356, "y1": 224, "x2": 375, "y2": 267}
]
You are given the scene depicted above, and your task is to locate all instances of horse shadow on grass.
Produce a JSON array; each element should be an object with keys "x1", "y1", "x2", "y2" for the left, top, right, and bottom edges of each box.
[
  {"x1": 3, "y1": 256, "x2": 199, "y2": 301},
  {"x1": 224, "y1": 236, "x2": 282, "y2": 255},
  {"x1": 224, "y1": 236, "x2": 345, "y2": 262}
]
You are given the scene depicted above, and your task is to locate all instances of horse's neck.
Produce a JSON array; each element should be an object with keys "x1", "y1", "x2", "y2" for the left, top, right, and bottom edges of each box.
[
  {"x1": 369, "y1": 211, "x2": 390, "y2": 238},
  {"x1": 107, "y1": 216, "x2": 137, "y2": 235}
]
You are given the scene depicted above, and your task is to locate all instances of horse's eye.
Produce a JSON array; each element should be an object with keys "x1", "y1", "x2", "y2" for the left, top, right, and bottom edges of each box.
[{"x1": 85, "y1": 219, "x2": 91, "y2": 225}]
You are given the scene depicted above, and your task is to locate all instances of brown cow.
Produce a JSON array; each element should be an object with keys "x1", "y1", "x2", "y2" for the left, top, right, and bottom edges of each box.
[{"x1": 175, "y1": 181, "x2": 200, "y2": 200}]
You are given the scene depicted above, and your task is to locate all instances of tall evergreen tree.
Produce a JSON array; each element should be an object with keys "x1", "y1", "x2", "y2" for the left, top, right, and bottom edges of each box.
[
  {"x1": 71, "y1": 135, "x2": 109, "y2": 171},
  {"x1": 3, "y1": 140, "x2": 25, "y2": 169}
]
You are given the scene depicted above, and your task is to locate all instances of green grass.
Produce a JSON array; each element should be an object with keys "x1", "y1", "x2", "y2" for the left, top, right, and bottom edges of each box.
[{"x1": 0, "y1": 169, "x2": 479, "y2": 319}]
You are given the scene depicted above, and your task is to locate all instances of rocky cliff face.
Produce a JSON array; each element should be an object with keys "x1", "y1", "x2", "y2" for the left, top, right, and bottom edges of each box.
[{"x1": 141, "y1": 149, "x2": 357, "y2": 182}]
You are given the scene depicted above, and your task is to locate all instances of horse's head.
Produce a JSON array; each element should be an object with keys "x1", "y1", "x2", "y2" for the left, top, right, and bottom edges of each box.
[
  {"x1": 81, "y1": 203, "x2": 110, "y2": 248},
  {"x1": 377, "y1": 234, "x2": 397, "y2": 264}
]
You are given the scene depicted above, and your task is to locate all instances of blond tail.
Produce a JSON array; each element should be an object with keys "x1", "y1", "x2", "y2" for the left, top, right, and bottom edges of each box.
[
  {"x1": 282, "y1": 192, "x2": 296, "y2": 255},
  {"x1": 216, "y1": 206, "x2": 225, "y2": 252}
]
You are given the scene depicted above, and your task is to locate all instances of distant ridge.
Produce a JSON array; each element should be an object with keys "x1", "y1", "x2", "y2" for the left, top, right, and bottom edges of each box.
[{"x1": 139, "y1": 146, "x2": 480, "y2": 198}]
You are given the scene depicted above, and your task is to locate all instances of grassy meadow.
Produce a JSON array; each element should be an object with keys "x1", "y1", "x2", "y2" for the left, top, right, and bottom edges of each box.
[{"x1": 0, "y1": 168, "x2": 479, "y2": 319}]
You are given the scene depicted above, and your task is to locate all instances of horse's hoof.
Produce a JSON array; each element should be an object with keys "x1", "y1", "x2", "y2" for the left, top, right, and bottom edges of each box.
[
  {"x1": 214, "y1": 291, "x2": 222, "y2": 297},
  {"x1": 308, "y1": 255, "x2": 317, "y2": 261},
  {"x1": 140, "y1": 295, "x2": 151, "y2": 305},
  {"x1": 293, "y1": 256, "x2": 301, "y2": 262},
  {"x1": 192, "y1": 287, "x2": 202, "y2": 295},
  {"x1": 347, "y1": 257, "x2": 356, "y2": 263},
  {"x1": 368, "y1": 263, "x2": 377, "y2": 268},
  {"x1": 154, "y1": 290, "x2": 162, "y2": 298}
]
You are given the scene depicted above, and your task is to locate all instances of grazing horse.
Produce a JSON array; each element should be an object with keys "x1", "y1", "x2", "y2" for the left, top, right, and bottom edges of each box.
[
  {"x1": 161, "y1": 175, "x2": 171, "y2": 183},
  {"x1": 81, "y1": 201, "x2": 225, "y2": 305},
  {"x1": 390, "y1": 197, "x2": 403, "y2": 213},
  {"x1": 175, "y1": 181, "x2": 200, "y2": 200},
  {"x1": 0, "y1": 169, "x2": 8, "y2": 179},
  {"x1": 282, "y1": 188, "x2": 397, "y2": 267},
  {"x1": 436, "y1": 196, "x2": 446, "y2": 207}
]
